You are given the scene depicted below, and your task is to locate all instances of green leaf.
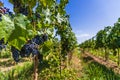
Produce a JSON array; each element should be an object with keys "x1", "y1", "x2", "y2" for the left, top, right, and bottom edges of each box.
[
  {"x1": 42, "y1": 39, "x2": 53, "y2": 55},
  {"x1": 8, "y1": 14, "x2": 35, "y2": 50},
  {"x1": 0, "y1": 15, "x2": 14, "y2": 43}
]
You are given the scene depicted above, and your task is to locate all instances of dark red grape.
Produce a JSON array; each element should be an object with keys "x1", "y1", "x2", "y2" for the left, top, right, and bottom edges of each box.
[
  {"x1": 11, "y1": 46, "x2": 20, "y2": 62},
  {"x1": 42, "y1": 34, "x2": 48, "y2": 41}
]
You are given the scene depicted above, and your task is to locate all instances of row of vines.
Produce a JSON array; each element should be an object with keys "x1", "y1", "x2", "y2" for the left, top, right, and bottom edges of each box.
[{"x1": 80, "y1": 18, "x2": 120, "y2": 65}]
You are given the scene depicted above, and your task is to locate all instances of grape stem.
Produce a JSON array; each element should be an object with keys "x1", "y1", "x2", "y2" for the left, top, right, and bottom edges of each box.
[{"x1": 33, "y1": 55, "x2": 38, "y2": 80}]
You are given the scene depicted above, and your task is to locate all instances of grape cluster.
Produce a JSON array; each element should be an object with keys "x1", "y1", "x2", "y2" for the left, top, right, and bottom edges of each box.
[
  {"x1": 31, "y1": 35, "x2": 44, "y2": 45},
  {"x1": 0, "y1": 38, "x2": 6, "y2": 51},
  {"x1": 42, "y1": 34, "x2": 48, "y2": 41},
  {"x1": 20, "y1": 43, "x2": 32, "y2": 57},
  {"x1": 19, "y1": 7, "x2": 28, "y2": 16},
  {"x1": 13, "y1": 0, "x2": 20, "y2": 8},
  {"x1": 31, "y1": 13, "x2": 41, "y2": 23},
  {"x1": 11, "y1": 34, "x2": 48, "y2": 62},
  {"x1": 35, "y1": 13, "x2": 41, "y2": 19},
  {"x1": 11, "y1": 46, "x2": 20, "y2": 62},
  {"x1": 38, "y1": 53, "x2": 43, "y2": 63},
  {"x1": 0, "y1": 7, "x2": 13, "y2": 20},
  {"x1": 0, "y1": 7, "x2": 9, "y2": 14},
  {"x1": 13, "y1": 0, "x2": 28, "y2": 16}
]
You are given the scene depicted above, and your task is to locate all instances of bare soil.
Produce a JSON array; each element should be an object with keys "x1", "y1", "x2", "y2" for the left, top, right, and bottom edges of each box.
[
  {"x1": 83, "y1": 52, "x2": 120, "y2": 74},
  {"x1": 70, "y1": 54, "x2": 82, "y2": 77},
  {"x1": 0, "y1": 58, "x2": 30, "y2": 72}
]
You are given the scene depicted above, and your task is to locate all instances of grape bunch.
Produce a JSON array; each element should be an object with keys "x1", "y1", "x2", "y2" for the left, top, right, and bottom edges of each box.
[
  {"x1": 19, "y1": 7, "x2": 28, "y2": 16},
  {"x1": 31, "y1": 13, "x2": 41, "y2": 23},
  {"x1": 31, "y1": 35, "x2": 44, "y2": 45},
  {"x1": 0, "y1": 7, "x2": 13, "y2": 15},
  {"x1": 38, "y1": 53, "x2": 43, "y2": 63},
  {"x1": 13, "y1": 0, "x2": 28, "y2": 16},
  {"x1": 20, "y1": 43, "x2": 32, "y2": 57},
  {"x1": 11, "y1": 46, "x2": 20, "y2": 62},
  {"x1": 0, "y1": 7, "x2": 13, "y2": 20},
  {"x1": 11, "y1": 34, "x2": 48, "y2": 62},
  {"x1": 0, "y1": 7, "x2": 9, "y2": 14},
  {"x1": 13, "y1": 0, "x2": 20, "y2": 9},
  {"x1": 35, "y1": 13, "x2": 41, "y2": 19},
  {"x1": 0, "y1": 38, "x2": 6, "y2": 51},
  {"x1": 42, "y1": 34, "x2": 48, "y2": 41},
  {"x1": 20, "y1": 34, "x2": 48, "y2": 56}
]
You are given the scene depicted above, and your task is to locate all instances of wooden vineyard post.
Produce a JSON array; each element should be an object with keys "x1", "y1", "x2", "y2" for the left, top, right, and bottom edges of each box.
[
  {"x1": 33, "y1": 55, "x2": 39, "y2": 80},
  {"x1": 118, "y1": 48, "x2": 119, "y2": 65},
  {"x1": 59, "y1": 51, "x2": 62, "y2": 78},
  {"x1": 58, "y1": 45, "x2": 62, "y2": 78}
]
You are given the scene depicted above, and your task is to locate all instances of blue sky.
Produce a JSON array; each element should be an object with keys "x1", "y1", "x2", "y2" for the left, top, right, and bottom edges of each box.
[
  {"x1": 66, "y1": 0, "x2": 120, "y2": 43},
  {"x1": 2, "y1": 0, "x2": 120, "y2": 43}
]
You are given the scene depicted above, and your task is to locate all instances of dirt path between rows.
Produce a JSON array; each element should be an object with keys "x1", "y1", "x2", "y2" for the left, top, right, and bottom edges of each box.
[
  {"x1": 0, "y1": 62, "x2": 25, "y2": 72},
  {"x1": 70, "y1": 54, "x2": 82, "y2": 77},
  {"x1": 0, "y1": 58, "x2": 30, "y2": 72},
  {"x1": 83, "y1": 52, "x2": 120, "y2": 74}
]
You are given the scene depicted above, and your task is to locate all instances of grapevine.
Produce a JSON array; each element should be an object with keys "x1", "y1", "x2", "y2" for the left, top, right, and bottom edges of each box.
[
  {"x1": 80, "y1": 18, "x2": 120, "y2": 65},
  {"x1": 0, "y1": 0, "x2": 77, "y2": 80}
]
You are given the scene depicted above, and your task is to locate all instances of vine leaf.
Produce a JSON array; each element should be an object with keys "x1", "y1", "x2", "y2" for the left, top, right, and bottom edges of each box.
[
  {"x1": 0, "y1": 15, "x2": 14, "y2": 43},
  {"x1": 8, "y1": 14, "x2": 35, "y2": 50},
  {"x1": 42, "y1": 39, "x2": 53, "y2": 55}
]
